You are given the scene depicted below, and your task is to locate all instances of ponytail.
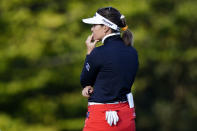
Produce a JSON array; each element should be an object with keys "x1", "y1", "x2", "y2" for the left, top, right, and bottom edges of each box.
[
  {"x1": 120, "y1": 17, "x2": 133, "y2": 46},
  {"x1": 122, "y1": 29, "x2": 133, "y2": 46}
]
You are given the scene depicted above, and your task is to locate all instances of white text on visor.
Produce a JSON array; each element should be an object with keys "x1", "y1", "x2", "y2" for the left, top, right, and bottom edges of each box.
[{"x1": 82, "y1": 12, "x2": 120, "y2": 31}]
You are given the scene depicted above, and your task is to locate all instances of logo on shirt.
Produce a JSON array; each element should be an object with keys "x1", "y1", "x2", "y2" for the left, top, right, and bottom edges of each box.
[{"x1": 86, "y1": 63, "x2": 90, "y2": 71}]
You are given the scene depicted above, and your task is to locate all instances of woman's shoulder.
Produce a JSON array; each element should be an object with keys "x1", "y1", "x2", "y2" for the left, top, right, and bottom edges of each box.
[{"x1": 127, "y1": 46, "x2": 138, "y2": 58}]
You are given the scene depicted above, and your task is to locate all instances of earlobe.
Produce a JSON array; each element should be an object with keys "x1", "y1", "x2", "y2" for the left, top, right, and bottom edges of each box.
[{"x1": 104, "y1": 25, "x2": 110, "y2": 33}]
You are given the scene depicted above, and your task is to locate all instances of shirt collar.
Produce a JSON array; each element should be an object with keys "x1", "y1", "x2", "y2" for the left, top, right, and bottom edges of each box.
[{"x1": 102, "y1": 32, "x2": 120, "y2": 44}]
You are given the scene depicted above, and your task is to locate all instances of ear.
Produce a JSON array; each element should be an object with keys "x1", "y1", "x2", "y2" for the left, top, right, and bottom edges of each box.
[{"x1": 103, "y1": 25, "x2": 111, "y2": 33}]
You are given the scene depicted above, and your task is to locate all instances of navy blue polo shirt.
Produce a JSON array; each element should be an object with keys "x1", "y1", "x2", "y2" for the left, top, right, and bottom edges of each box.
[{"x1": 80, "y1": 35, "x2": 139, "y2": 103}]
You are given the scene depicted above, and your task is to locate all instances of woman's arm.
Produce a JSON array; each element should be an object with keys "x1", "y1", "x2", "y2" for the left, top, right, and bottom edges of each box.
[{"x1": 80, "y1": 34, "x2": 100, "y2": 88}]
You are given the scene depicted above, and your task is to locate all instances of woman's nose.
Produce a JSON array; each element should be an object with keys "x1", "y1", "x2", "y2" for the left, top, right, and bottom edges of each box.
[{"x1": 91, "y1": 26, "x2": 94, "y2": 32}]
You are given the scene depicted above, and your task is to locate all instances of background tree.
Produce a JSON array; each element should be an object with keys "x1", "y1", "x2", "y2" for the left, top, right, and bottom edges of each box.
[{"x1": 0, "y1": 0, "x2": 196, "y2": 130}]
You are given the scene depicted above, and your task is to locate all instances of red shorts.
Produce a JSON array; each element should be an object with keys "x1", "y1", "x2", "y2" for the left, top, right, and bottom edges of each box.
[{"x1": 83, "y1": 102, "x2": 136, "y2": 131}]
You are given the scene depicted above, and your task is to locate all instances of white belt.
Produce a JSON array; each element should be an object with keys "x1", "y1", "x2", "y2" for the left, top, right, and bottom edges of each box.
[{"x1": 88, "y1": 101, "x2": 127, "y2": 106}]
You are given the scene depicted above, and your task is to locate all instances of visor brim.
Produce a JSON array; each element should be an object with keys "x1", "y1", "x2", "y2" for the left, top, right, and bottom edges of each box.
[{"x1": 82, "y1": 17, "x2": 103, "y2": 25}]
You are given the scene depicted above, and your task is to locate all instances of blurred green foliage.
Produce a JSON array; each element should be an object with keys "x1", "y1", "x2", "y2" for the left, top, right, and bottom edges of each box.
[{"x1": 0, "y1": 0, "x2": 196, "y2": 131}]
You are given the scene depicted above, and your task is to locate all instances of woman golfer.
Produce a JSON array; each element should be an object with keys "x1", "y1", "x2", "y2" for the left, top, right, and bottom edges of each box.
[{"x1": 80, "y1": 7, "x2": 139, "y2": 131}]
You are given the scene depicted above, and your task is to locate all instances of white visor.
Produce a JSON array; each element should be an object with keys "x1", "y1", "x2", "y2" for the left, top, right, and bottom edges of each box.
[{"x1": 82, "y1": 12, "x2": 120, "y2": 31}]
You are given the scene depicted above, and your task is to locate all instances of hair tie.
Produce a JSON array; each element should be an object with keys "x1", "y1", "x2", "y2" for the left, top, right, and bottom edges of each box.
[{"x1": 121, "y1": 25, "x2": 128, "y2": 31}]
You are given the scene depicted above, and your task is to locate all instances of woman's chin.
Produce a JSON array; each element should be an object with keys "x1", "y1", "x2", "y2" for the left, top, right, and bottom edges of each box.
[{"x1": 93, "y1": 38, "x2": 100, "y2": 41}]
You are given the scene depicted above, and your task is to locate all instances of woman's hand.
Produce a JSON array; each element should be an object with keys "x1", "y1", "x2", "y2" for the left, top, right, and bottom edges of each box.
[
  {"x1": 82, "y1": 86, "x2": 94, "y2": 98},
  {"x1": 85, "y1": 34, "x2": 99, "y2": 55}
]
